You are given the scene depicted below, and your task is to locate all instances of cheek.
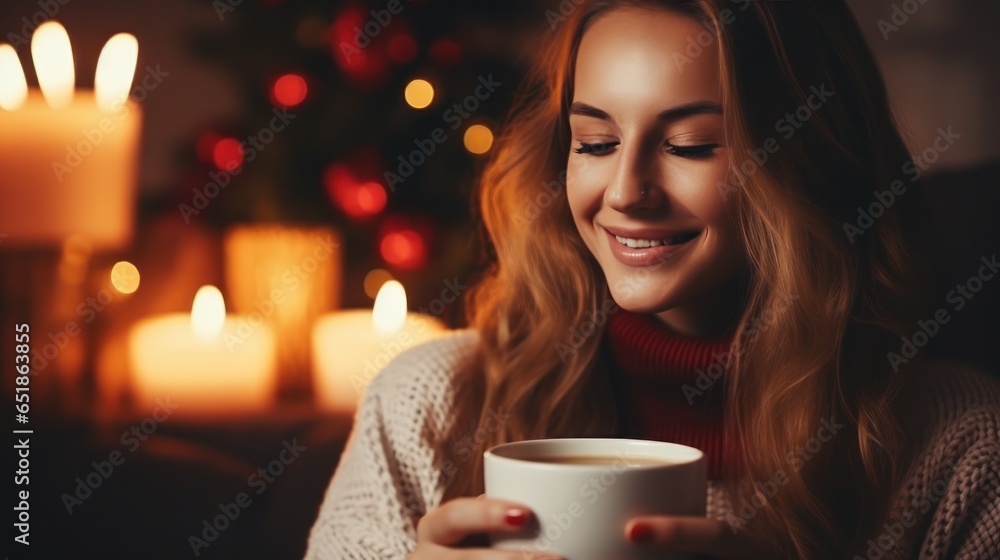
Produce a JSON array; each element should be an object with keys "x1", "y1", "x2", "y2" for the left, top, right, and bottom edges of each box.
[
  {"x1": 674, "y1": 157, "x2": 735, "y2": 231},
  {"x1": 565, "y1": 158, "x2": 604, "y2": 226}
]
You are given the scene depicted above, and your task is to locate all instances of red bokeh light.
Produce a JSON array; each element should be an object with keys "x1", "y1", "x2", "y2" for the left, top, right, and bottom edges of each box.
[
  {"x1": 379, "y1": 229, "x2": 426, "y2": 270},
  {"x1": 271, "y1": 73, "x2": 308, "y2": 107},
  {"x1": 212, "y1": 138, "x2": 244, "y2": 172},
  {"x1": 324, "y1": 164, "x2": 388, "y2": 220},
  {"x1": 329, "y1": 7, "x2": 390, "y2": 86},
  {"x1": 354, "y1": 182, "x2": 388, "y2": 215}
]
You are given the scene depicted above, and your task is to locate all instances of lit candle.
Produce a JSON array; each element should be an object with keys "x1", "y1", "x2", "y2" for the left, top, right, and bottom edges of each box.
[
  {"x1": 312, "y1": 280, "x2": 447, "y2": 412},
  {"x1": 128, "y1": 286, "x2": 277, "y2": 415},
  {"x1": 0, "y1": 23, "x2": 141, "y2": 249}
]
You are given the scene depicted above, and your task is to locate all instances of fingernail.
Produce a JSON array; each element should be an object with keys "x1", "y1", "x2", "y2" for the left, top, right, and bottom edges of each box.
[
  {"x1": 628, "y1": 521, "x2": 654, "y2": 543},
  {"x1": 504, "y1": 508, "x2": 529, "y2": 527}
]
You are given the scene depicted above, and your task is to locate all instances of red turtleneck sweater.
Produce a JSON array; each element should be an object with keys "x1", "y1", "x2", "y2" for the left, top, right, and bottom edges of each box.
[{"x1": 603, "y1": 309, "x2": 736, "y2": 479}]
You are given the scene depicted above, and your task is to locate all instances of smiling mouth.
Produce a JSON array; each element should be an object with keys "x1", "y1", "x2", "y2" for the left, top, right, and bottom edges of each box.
[{"x1": 611, "y1": 231, "x2": 701, "y2": 248}]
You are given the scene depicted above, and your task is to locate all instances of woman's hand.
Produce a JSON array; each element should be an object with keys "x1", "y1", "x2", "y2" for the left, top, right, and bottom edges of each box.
[
  {"x1": 623, "y1": 515, "x2": 774, "y2": 559},
  {"x1": 410, "y1": 496, "x2": 564, "y2": 559}
]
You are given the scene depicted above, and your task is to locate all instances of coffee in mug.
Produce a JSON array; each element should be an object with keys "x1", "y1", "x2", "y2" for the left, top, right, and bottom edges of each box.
[
  {"x1": 484, "y1": 438, "x2": 706, "y2": 560},
  {"x1": 529, "y1": 455, "x2": 677, "y2": 466}
]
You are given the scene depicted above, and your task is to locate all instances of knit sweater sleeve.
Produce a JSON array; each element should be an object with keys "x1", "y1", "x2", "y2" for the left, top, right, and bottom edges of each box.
[
  {"x1": 304, "y1": 330, "x2": 478, "y2": 560},
  {"x1": 886, "y1": 361, "x2": 1000, "y2": 560}
]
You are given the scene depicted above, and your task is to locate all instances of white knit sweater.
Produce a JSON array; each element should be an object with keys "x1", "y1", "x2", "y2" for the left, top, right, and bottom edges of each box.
[{"x1": 305, "y1": 329, "x2": 1000, "y2": 559}]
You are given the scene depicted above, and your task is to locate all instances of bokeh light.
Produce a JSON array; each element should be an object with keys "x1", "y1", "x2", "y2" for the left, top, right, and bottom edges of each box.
[
  {"x1": 110, "y1": 261, "x2": 141, "y2": 294},
  {"x1": 404, "y1": 79, "x2": 434, "y2": 109},
  {"x1": 463, "y1": 124, "x2": 494, "y2": 154},
  {"x1": 212, "y1": 138, "x2": 244, "y2": 172},
  {"x1": 324, "y1": 164, "x2": 389, "y2": 220},
  {"x1": 364, "y1": 268, "x2": 395, "y2": 299},
  {"x1": 354, "y1": 182, "x2": 388, "y2": 215},
  {"x1": 271, "y1": 73, "x2": 308, "y2": 107},
  {"x1": 329, "y1": 7, "x2": 390, "y2": 86},
  {"x1": 379, "y1": 228, "x2": 427, "y2": 270}
]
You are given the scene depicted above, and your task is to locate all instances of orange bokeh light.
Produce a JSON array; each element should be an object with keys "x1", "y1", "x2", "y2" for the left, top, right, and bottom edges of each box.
[
  {"x1": 404, "y1": 79, "x2": 434, "y2": 109},
  {"x1": 463, "y1": 124, "x2": 494, "y2": 155}
]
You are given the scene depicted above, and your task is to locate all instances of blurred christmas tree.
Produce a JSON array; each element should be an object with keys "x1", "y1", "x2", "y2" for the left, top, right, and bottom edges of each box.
[{"x1": 172, "y1": 0, "x2": 545, "y2": 287}]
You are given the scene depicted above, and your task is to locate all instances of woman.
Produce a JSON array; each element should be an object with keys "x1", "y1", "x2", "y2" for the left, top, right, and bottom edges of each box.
[{"x1": 307, "y1": 1, "x2": 1000, "y2": 558}]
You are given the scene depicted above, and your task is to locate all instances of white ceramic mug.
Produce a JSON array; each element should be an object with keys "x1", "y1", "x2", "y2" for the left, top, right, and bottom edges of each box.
[{"x1": 484, "y1": 438, "x2": 706, "y2": 560}]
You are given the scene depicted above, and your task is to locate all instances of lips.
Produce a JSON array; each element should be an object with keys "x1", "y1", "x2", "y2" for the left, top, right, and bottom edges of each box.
[{"x1": 601, "y1": 225, "x2": 701, "y2": 267}]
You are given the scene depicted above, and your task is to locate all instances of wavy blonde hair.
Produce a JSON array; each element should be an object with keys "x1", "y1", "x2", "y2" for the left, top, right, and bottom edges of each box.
[{"x1": 438, "y1": 1, "x2": 928, "y2": 557}]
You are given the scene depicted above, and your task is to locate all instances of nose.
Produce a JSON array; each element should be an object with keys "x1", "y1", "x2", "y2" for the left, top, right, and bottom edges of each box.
[{"x1": 603, "y1": 144, "x2": 662, "y2": 213}]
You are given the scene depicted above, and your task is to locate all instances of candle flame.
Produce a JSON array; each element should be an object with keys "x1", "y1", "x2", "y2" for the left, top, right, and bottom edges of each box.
[
  {"x1": 0, "y1": 44, "x2": 27, "y2": 110},
  {"x1": 373, "y1": 280, "x2": 407, "y2": 335},
  {"x1": 31, "y1": 21, "x2": 75, "y2": 109},
  {"x1": 95, "y1": 33, "x2": 138, "y2": 112},
  {"x1": 191, "y1": 285, "x2": 226, "y2": 341}
]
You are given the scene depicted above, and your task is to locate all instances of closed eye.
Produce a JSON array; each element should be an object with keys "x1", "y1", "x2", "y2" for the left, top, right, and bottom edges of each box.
[
  {"x1": 574, "y1": 141, "x2": 719, "y2": 158},
  {"x1": 573, "y1": 141, "x2": 620, "y2": 156},
  {"x1": 666, "y1": 143, "x2": 720, "y2": 159}
]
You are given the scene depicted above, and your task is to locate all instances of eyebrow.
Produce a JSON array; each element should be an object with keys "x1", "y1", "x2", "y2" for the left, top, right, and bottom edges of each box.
[{"x1": 569, "y1": 100, "x2": 722, "y2": 123}]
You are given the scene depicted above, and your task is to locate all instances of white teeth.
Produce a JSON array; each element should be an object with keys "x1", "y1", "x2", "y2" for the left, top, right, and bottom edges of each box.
[{"x1": 615, "y1": 234, "x2": 666, "y2": 248}]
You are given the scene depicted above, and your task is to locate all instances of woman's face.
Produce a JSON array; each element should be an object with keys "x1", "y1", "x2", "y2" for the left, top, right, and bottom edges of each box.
[{"x1": 566, "y1": 7, "x2": 745, "y2": 336}]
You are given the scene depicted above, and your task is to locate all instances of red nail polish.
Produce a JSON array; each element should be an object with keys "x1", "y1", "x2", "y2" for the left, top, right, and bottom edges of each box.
[
  {"x1": 628, "y1": 522, "x2": 654, "y2": 543},
  {"x1": 505, "y1": 508, "x2": 528, "y2": 527}
]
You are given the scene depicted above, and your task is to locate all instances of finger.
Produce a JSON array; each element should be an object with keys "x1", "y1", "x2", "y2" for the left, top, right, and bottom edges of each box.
[
  {"x1": 417, "y1": 497, "x2": 534, "y2": 547},
  {"x1": 624, "y1": 516, "x2": 742, "y2": 559}
]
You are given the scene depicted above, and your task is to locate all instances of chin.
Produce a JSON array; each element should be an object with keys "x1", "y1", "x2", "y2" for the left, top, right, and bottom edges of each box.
[{"x1": 605, "y1": 279, "x2": 680, "y2": 315}]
